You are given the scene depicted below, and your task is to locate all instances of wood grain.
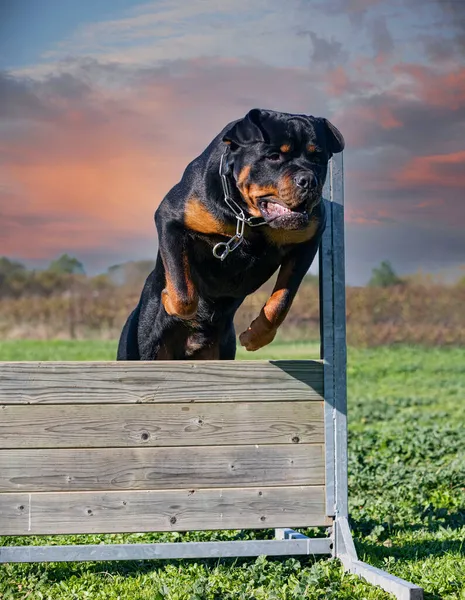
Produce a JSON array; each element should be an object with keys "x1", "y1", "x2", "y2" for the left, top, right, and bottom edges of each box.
[
  {"x1": 0, "y1": 402, "x2": 324, "y2": 448},
  {"x1": 0, "y1": 486, "x2": 331, "y2": 535},
  {"x1": 0, "y1": 360, "x2": 323, "y2": 404},
  {"x1": 0, "y1": 444, "x2": 324, "y2": 492}
]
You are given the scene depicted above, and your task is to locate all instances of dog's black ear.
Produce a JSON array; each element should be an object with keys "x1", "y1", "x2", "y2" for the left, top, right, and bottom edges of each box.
[
  {"x1": 222, "y1": 108, "x2": 267, "y2": 147},
  {"x1": 323, "y1": 118, "x2": 345, "y2": 154}
]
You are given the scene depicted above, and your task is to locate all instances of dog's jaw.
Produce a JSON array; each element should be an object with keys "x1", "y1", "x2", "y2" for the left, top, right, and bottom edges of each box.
[{"x1": 257, "y1": 196, "x2": 322, "y2": 230}]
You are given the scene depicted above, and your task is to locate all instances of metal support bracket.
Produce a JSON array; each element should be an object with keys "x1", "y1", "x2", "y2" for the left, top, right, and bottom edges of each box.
[
  {"x1": 275, "y1": 528, "x2": 312, "y2": 541},
  {"x1": 275, "y1": 523, "x2": 423, "y2": 599},
  {"x1": 336, "y1": 516, "x2": 423, "y2": 600}
]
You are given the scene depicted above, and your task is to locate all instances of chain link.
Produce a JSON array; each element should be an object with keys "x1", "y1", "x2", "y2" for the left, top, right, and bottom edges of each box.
[{"x1": 212, "y1": 151, "x2": 267, "y2": 261}]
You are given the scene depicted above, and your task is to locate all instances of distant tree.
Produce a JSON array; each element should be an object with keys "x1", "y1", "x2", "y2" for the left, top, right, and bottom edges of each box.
[
  {"x1": 368, "y1": 260, "x2": 403, "y2": 287},
  {"x1": 0, "y1": 257, "x2": 28, "y2": 296},
  {"x1": 0, "y1": 257, "x2": 26, "y2": 277},
  {"x1": 33, "y1": 270, "x2": 71, "y2": 296},
  {"x1": 107, "y1": 260, "x2": 154, "y2": 287},
  {"x1": 89, "y1": 273, "x2": 113, "y2": 291},
  {"x1": 48, "y1": 254, "x2": 85, "y2": 275}
]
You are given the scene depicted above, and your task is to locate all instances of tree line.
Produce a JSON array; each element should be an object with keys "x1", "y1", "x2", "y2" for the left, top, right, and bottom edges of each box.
[{"x1": 0, "y1": 253, "x2": 461, "y2": 300}]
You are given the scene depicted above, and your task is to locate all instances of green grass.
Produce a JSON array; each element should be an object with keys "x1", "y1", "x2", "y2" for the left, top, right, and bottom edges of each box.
[
  {"x1": 1, "y1": 341, "x2": 464, "y2": 599},
  {"x1": 0, "y1": 339, "x2": 118, "y2": 362},
  {"x1": 0, "y1": 339, "x2": 321, "y2": 361}
]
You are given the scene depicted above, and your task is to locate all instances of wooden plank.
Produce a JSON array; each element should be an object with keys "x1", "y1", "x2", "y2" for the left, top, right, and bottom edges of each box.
[
  {"x1": 0, "y1": 445, "x2": 324, "y2": 492},
  {"x1": 0, "y1": 486, "x2": 331, "y2": 535},
  {"x1": 0, "y1": 360, "x2": 323, "y2": 404},
  {"x1": 0, "y1": 402, "x2": 324, "y2": 448}
]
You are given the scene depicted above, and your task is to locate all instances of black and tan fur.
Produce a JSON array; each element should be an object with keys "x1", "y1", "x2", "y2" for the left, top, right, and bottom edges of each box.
[{"x1": 117, "y1": 108, "x2": 344, "y2": 360}]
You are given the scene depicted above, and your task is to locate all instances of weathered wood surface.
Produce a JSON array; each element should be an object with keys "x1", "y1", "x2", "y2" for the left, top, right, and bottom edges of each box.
[
  {"x1": 0, "y1": 402, "x2": 324, "y2": 448},
  {"x1": 0, "y1": 444, "x2": 325, "y2": 492},
  {"x1": 0, "y1": 486, "x2": 331, "y2": 535},
  {"x1": 0, "y1": 360, "x2": 323, "y2": 404}
]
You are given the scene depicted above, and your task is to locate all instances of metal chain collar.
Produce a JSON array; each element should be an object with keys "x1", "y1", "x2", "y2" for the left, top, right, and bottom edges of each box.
[{"x1": 212, "y1": 150, "x2": 267, "y2": 261}]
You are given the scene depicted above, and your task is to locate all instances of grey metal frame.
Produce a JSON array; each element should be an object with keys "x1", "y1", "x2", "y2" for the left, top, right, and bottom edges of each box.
[
  {"x1": 0, "y1": 539, "x2": 332, "y2": 564},
  {"x1": 0, "y1": 154, "x2": 423, "y2": 599},
  {"x1": 317, "y1": 153, "x2": 423, "y2": 599}
]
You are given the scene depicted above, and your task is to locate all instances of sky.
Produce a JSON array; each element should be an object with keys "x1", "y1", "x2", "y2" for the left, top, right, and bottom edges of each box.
[{"x1": 1, "y1": 0, "x2": 464, "y2": 285}]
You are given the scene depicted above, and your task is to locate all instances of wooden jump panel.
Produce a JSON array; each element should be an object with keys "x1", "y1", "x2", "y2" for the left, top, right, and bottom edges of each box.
[
  {"x1": 0, "y1": 360, "x2": 323, "y2": 404},
  {"x1": 0, "y1": 402, "x2": 324, "y2": 448},
  {"x1": 0, "y1": 445, "x2": 325, "y2": 493},
  {"x1": 0, "y1": 360, "x2": 329, "y2": 534},
  {"x1": 0, "y1": 487, "x2": 332, "y2": 535}
]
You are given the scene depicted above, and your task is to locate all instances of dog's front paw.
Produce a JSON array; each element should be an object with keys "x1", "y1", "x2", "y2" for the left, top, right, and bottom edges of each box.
[
  {"x1": 239, "y1": 313, "x2": 277, "y2": 351},
  {"x1": 161, "y1": 289, "x2": 198, "y2": 320}
]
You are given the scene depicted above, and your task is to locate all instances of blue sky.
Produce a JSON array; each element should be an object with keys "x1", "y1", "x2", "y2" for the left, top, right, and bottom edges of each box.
[{"x1": 0, "y1": 0, "x2": 138, "y2": 68}]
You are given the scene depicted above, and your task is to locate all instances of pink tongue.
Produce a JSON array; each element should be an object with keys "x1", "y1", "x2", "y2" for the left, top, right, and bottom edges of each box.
[{"x1": 264, "y1": 202, "x2": 291, "y2": 218}]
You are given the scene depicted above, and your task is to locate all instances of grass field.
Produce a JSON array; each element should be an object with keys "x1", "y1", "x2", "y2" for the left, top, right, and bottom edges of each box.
[{"x1": 0, "y1": 340, "x2": 464, "y2": 600}]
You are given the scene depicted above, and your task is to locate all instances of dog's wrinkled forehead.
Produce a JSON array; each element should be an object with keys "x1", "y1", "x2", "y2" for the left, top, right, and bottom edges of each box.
[
  {"x1": 258, "y1": 112, "x2": 319, "y2": 146},
  {"x1": 223, "y1": 108, "x2": 345, "y2": 155}
]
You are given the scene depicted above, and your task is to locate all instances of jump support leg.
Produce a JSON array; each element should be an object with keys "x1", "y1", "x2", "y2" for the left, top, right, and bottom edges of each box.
[
  {"x1": 335, "y1": 516, "x2": 423, "y2": 600},
  {"x1": 275, "y1": 522, "x2": 423, "y2": 600}
]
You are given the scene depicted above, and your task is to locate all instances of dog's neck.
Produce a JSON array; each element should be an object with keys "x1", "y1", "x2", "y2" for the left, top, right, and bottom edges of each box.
[
  {"x1": 219, "y1": 149, "x2": 264, "y2": 226},
  {"x1": 211, "y1": 150, "x2": 267, "y2": 261}
]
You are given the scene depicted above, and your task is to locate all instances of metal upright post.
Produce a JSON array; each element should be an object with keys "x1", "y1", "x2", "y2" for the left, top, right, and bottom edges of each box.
[
  {"x1": 319, "y1": 154, "x2": 423, "y2": 600},
  {"x1": 319, "y1": 152, "x2": 347, "y2": 542}
]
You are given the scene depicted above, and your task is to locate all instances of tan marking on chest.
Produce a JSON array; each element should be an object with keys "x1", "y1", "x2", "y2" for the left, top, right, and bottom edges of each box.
[
  {"x1": 265, "y1": 217, "x2": 320, "y2": 245},
  {"x1": 280, "y1": 144, "x2": 292, "y2": 153},
  {"x1": 184, "y1": 197, "x2": 235, "y2": 237}
]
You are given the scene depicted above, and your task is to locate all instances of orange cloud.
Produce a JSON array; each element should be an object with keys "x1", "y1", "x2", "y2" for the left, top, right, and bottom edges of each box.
[
  {"x1": 1, "y1": 106, "x2": 186, "y2": 259},
  {"x1": 414, "y1": 199, "x2": 445, "y2": 209},
  {"x1": 344, "y1": 201, "x2": 396, "y2": 226},
  {"x1": 396, "y1": 151, "x2": 465, "y2": 189},
  {"x1": 0, "y1": 58, "x2": 329, "y2": 263},
  {"x1": 324, "y1": 67, "x2": 351, "y2": 96},
  {"x1": 394, "y1": 64, "x2": 465, "y2": 110},
  {"x1": 331, "y1": 102, "x2": 402, "y2": 148}
]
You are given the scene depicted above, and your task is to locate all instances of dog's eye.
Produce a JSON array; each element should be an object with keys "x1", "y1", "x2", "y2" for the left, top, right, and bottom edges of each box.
[{"x1": 266, "y1": 153, "x2": 281, "y2": 162}]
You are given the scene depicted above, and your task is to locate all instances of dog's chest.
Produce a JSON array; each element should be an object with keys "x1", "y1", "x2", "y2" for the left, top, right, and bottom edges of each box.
[{"x1": 190, "y1": 240, "x2": 285, "y2": 298}]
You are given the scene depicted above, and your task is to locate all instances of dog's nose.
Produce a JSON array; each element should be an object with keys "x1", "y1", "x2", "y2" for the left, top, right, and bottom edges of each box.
[{"x1": 294, "y1": 173, "x2": 314, "y2": 189}]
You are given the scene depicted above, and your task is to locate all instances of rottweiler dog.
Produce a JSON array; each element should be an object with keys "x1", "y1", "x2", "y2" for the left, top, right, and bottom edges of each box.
[{"x1": 117, "y1": 108, "x2": 344, "y2": 361}]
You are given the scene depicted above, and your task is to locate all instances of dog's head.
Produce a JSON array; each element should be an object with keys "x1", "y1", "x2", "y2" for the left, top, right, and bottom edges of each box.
[{"x1": 222, "y1": 108, "x2": 344, "y2": 230}]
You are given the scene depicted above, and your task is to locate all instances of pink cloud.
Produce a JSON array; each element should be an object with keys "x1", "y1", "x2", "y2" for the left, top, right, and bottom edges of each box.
[
  {"x1": 331, "y1": 103, "x2": 403, "y2": 148},
  {"x1": 393, "y1": 64, "x2": 465, "y2": 110},
  {"x1": 396, "y1": 151, "x2": 465, "y2": 189},
  {"x1": 324, "y1": 67, "x2": 351, "y2": 96},
  {"x1": 345, "y1": 205, "x2": 394, "y2": 225},
  {"x1": 0, "y1": 58, "x2": 331, "y2": 260}
]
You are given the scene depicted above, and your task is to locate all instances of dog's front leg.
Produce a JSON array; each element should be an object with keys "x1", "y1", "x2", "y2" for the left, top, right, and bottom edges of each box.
[
  {"x1": 239, "y1": 239, "x2": 320, "y2": 351},
  {"x1": 156, "y1": 217, "x2": 198, "y2": 320}
]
